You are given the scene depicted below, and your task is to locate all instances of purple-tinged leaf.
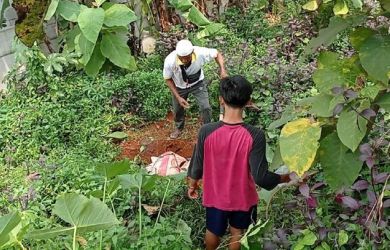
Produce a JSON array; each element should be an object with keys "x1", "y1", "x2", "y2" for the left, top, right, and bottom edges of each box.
[
  {"x1": 359, "y1": 154, "x2": 368, "y2": 162},
  {"x1": 383, "y1": 199, "x2": 390, "y2": 208},
  {"x1": 361, "y1": 108, "x2": 376, "y2": 119},
  {"x1": 375, "y1": 138, "x2": 389, "y2": 147},
  {"x1": 306, "y1": 195, "x2": 318, "y2": 208},
  {"x1": 344, "y1": 89, "x2": 358, "y2": 99},
  {"x1": 341, "y1": 196, "x2": 360, "y2": 210},
  {"x1": 318, "y1": 227, "x2": 328, "y2": 240},
  {"x1": 331, "y1": 86, "x2": 344, "y2": 95},
  {"x1": 367, "y1": 190, "x2": 377, "y2": 206},
  {"x1": 299, "y1": 183, "x2": 310, "y2": 198},
  {"x1": 333, "y1": 103, "x2": 344, "y2": 116},
  {"x1": 289, "y1": 172, "x2": 299, "y2": 182},
  {"x1": 351, "y1": 180, "x2": 369, "y2": 191},
  {"x1": 312, "y1": 182, "x2": 325, "y2": 191},
  {"x1": 359, "y1": 143, "x2": 372, "y2": 155},
  {"x1": 373, "y1": 172, "x2": 389, "y2": 184},
  {"x1": 264, "y1": 241, "x2": 277, "y2": 250},
  {"x1": 366, "y1": 157, "x2": 375, "y2": 168}
]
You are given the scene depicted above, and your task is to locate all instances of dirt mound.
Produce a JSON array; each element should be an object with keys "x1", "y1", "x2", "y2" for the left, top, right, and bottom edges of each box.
[{"x1": 119, "y1": 113, "x2": 200, "y2": 163}]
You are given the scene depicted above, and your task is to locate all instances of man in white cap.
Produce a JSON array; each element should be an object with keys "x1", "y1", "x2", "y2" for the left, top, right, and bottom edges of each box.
[{"x1": 163, "y1": 39, "x2": 227, "y2": 138}]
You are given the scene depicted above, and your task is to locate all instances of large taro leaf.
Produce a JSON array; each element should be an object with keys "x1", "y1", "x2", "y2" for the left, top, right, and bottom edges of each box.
[
  {"x1": 78, "y1": 7, "x2": 105, "y2": 44},
  {"x1": 95, "y1": 160, "x2": 131, "y2": 179},
  {"x1": 280, "y1": 118, "x2": 321, "y2": 176},
  {"x1": 313, "y1": 52, "x2": 362, "y2": 93},
  {"x1": 319, "y1": 133, "x2": 363, "y2": 190},
  {"x1": 28, "y1": 193, "x2": 119, "y2": 239},
  {"x1": 375, "y1": 92, "x2": 390, "y2": 112},
  {"x1": 336, "y1": 109, "x2": 367, "y2": 152},
  {"x1": 103, "y1": 4, "x2": 137, "y2": 27},
  {"x1": 359, "y1": 33, "x2": 390, "y2": 84},
  {"x1": 119, "y1": 173, "x2": 158, "y2": 192},
  {"x1": 100, "y1": 32, "x2": 136, "y2": 70},
  {"x1": 0, "y1": 212, "x2": 21, "y2": 247},
  {"x1": 13, "y1": 0, "x2": 49, "y2": 47},
  {"x1": 349, "y1": 27, "x2": 375, "y2": 51}
]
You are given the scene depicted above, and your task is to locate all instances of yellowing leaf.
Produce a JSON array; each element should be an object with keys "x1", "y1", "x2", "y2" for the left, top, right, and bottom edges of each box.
[
  {"x1": 280, "y1": 118, "x2": 321, "y2": 176},
  {"x1": 333, "y1": 0, "x2": 349, "y2": 15},
  {"x1": 302, "y1": 0, "x2": 318, "y2": 11}
]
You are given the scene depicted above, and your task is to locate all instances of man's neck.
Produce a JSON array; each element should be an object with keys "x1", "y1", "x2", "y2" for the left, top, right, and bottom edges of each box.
[{"x1": 222, "y1": 106, "x2": 244, "y2": 124}]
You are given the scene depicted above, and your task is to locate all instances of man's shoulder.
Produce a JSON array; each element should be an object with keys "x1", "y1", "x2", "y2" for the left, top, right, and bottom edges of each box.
[
  {"x1": 199, "y1": 121, "x2": 223, "y2": 137},
  {"x1": 242, "y1": 124, "x2": 264, "y2": 138},
  {"x1": 164, "y1": 51, "x2": 177, "y2": 66}
]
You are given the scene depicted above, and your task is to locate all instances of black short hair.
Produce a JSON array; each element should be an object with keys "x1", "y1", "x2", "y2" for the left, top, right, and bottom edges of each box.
[{"x1": 220, "y1": 75, "x2": 252, "y2": 108}]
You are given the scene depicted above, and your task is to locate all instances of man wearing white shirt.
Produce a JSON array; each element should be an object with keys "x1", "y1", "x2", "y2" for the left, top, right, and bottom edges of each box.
[{"x1": 163, "y1": 40, "x2": 227, "y2": 139}]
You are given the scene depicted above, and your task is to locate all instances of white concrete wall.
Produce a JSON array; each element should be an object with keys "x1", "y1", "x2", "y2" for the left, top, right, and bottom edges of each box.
[{"x1": 0, "y1": 0, "x2": 16, "y2": 87}]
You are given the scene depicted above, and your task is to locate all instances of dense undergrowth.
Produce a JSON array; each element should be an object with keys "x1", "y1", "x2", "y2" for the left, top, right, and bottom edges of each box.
[{"x1": 0, "y1": 1, "x2": 389, "y2": 249}]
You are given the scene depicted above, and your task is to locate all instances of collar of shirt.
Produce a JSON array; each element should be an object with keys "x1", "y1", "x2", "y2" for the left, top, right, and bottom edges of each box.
[{"x1": 176, "y1": 53, "x2": 197, "y2": 65}]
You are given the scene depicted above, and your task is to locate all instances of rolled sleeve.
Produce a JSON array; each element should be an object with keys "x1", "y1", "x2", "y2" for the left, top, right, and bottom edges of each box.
[{"x1": 197, "y1": 47, "x2": 218, "y2": 63}]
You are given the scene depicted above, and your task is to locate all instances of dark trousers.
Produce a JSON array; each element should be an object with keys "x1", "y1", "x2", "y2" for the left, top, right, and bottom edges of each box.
[{"x1": 172, "y1": 80, "x2": 211, "y2": 130}]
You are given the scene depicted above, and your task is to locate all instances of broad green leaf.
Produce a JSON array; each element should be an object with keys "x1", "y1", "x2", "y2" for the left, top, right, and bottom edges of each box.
[
  {"x1": 85, "y1": 41, "x2": 105, "y2": 76},
  {"x1": 337, "y1": 110, "x2": 367, "y2": 151},
  {"x1": 95, "y1": 0, "x2": 106, "y2": 7},
  {"x1": 319, "y1": 133, "x2": 363, "y2": 190},
  {"x1": 360, "y1": 34, "x2": 390, "y2": 84},
  {"x1": 299, "y1": 230, "x2": 317, "y2": 245},
  {"x1": 168, "y1": 0, "x2": 193, "y2": 12},
  {"x1": 302, "y1": 0, "x2": 318, "y2": 11},
  {"x1": 78, "y1": 7, "x2": 105, "y2": 44},
  {"x1": 96, "y1": 160, "x2": 131, "y2": 179},
  {"x1": 313, "y1": 53, "x2": 362, "y2": 92},
  {"x1": 269, "y1": 145, "x2": 283, "y2": 170},
  {"x1": 338, "y1": 230, "x2": 349, "y2": 246},
  {"x1": 101, "y1": 32, "x2": 136, "y2": 70},
  {"x1": 305, "y1": 94, "x2": 334, "y2": 117},
  {"x1": 349, "y1": 27, "x2": 375, "y2": 51},
  {"x1": 305, "y1": 15, "x2": 365, "y2": 54},
  {"x1": 333, "y1": 0, "x2": 349, "y2": 15},
  {"x1": 27, "y1": 227, "x2": 74, "y2": 239},
  {"x1": 0, "y1": 212, "x2": 21, "y2": 247},
  {"x1": 0, "y1": 0, "x2": 10, "y2": 25},
  {"x1": 45, "y1": 0, "x2": 60, "y2": 20},
  {"x1": 360, "y1": 85, "x2": 380, "y2": 100},
  {"x1": 104, "y1": 4, "x2": 138, "y2": 27},
  {"x1": 379, "y1": 0, "x2": 390, "y2": 12},
  {"x1": 352, "y1": 0, "x2": 363, "y2": 9},
  {"x1": 119, "y1": 174, "x2": 158, "y2": 191},
  {"x1": 29, "y1": 193, "x2": 119, "y2": 239},
  {"x1": 280, "y1": 118, "x2": 321, "y2": 176},
  {"x1": 57, "y1": 0, "x2": 82, "y2": 22},
  {"x1": 106, "y1": 131, "x2": 128, "y2": 139},
  {"x1": 268, "y1": 106, "x2": 297, "y2": 130},
  {"x1": 187, "y1": 6, "x2": 211, "y2": 27},
  {"x1": 65, "y1": 25, "x2": 81, "y2": 51},
  {"x1": 75, "y1": 34, "x2": 95, "y2": 65},
  {"x1": 196, "y1": 23, "x2": 226, "y2": 39},
  {"x1": 375, "y1": 92, "x2": 390, "y2": 112}
]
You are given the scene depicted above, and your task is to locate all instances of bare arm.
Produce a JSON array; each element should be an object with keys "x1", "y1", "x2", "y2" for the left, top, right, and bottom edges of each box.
[
  {"x1": 215, "y1": 51, "x2": 227, "y2": 78},
  {"x1": 165, "y1": 78, "x2": 189, "y2": 108}
]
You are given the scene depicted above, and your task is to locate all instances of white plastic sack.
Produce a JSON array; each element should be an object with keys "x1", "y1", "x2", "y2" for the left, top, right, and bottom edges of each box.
[{"x1": 146, "y1": 151, "x2": 190, "y2": 176}]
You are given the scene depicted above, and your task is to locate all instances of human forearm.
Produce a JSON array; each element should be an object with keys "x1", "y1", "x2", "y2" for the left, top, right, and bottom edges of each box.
[
  {"x1": 215, "y1": 52, "x2": 227, "y2": 78},
  {"x1": 165, "y1": 79, "x2": 181, "y2": 100}
]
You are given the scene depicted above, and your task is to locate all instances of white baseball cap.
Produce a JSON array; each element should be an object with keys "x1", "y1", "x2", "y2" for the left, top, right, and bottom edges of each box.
[{"x1": 176, "y1": 39, "x2": 194, "y2": 56}]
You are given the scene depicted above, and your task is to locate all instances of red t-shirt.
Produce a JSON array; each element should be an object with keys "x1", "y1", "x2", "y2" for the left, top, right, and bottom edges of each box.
[{"x1": 188, "y1": 121, "x2": 281, "y2": 211}]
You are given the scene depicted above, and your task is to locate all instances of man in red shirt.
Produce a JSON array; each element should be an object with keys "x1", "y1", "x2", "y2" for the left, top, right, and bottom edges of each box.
[{"x1": 187, "y1": 75, "x2": 290, "y2": 250}]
